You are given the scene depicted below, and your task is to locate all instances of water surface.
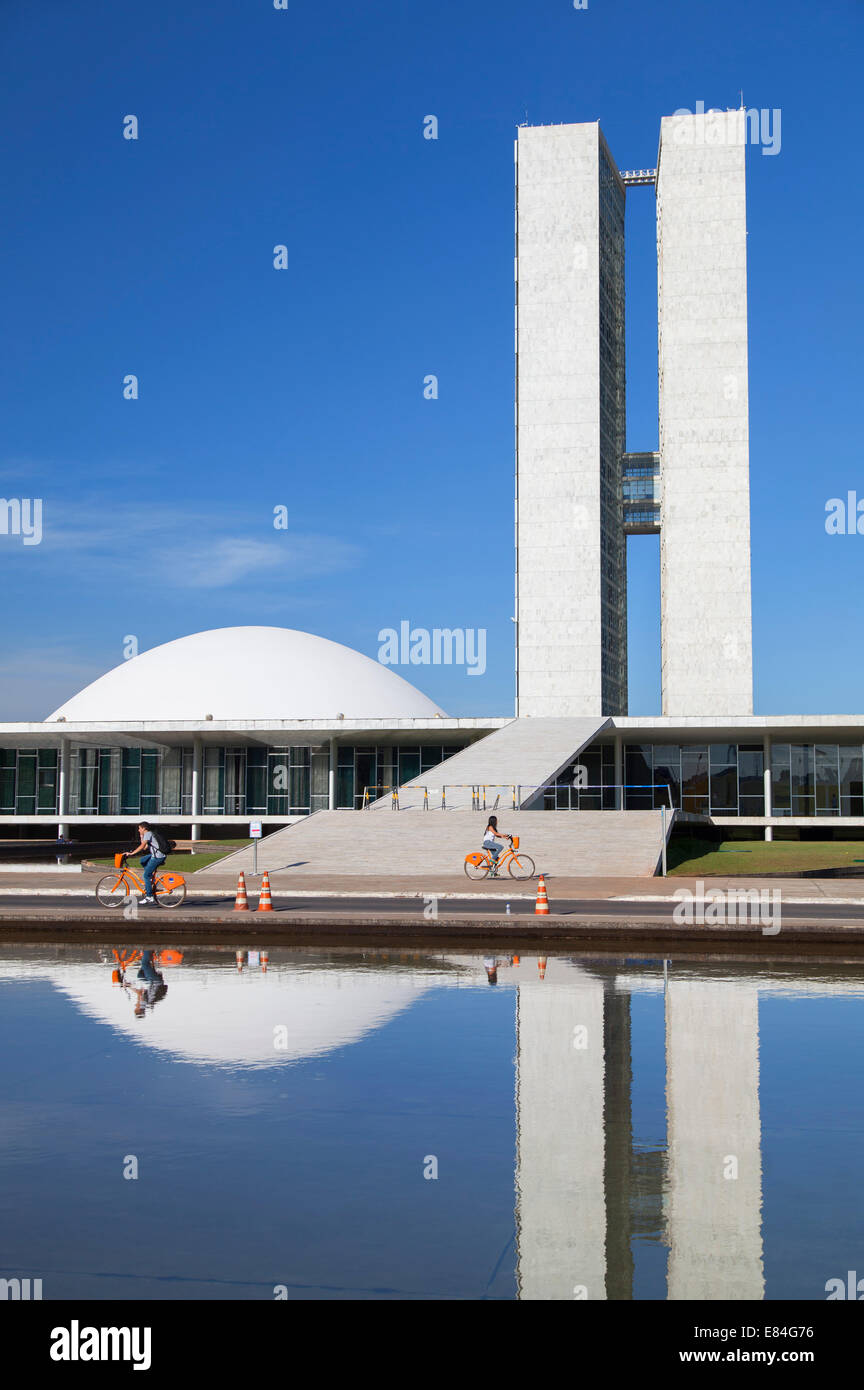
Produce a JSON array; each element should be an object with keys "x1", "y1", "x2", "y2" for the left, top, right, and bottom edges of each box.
[{"x1": 1, "y1": 944, "x2": 862, "y2": 1300}]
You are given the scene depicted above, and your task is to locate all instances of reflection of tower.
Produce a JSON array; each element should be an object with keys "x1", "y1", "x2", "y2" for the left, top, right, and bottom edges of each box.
[
  {"x1": 664, "y1": 979, "x2": 764, "y2": 1299},
  {"x1": 515, "y1": 965, "x2": 635, "y2": 1300}
]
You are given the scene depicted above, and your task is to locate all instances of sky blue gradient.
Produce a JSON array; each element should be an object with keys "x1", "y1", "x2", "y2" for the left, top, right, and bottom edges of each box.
[{"x1": 1, "y1": 0, "x2": 860, "y2": 718}]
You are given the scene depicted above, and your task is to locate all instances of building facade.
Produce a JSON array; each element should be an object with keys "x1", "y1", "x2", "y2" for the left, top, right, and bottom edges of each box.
[
  {"x1": 516, "y1": 112, "x2": 754, "y2": 719},
  {"x1": 515, "y1": 123, "x2": 627, "y2": 719}
]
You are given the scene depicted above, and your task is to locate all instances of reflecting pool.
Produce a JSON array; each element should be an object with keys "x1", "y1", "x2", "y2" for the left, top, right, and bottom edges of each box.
[{"x1": 0, "y1": 944, "x2": 862, "y2": 1300}]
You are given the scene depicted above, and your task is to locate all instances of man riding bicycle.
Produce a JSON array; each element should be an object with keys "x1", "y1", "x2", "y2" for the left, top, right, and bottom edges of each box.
[{"x1": 126, "y1": 821, "x2": 166, "y2": 906}]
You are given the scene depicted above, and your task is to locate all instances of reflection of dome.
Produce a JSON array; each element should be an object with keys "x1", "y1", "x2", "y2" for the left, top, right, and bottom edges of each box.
[
  {"x1": 0, "y1": 959, "x2": 429, "y2": 1067},
  {"x1": 46, "y1": 626, "x2": 445, "y2": 722}
]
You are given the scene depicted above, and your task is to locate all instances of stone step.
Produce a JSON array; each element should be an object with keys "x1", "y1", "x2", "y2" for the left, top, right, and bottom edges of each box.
[{"x1": 197, "y1": 807, "x2": 672, "y2": 878}]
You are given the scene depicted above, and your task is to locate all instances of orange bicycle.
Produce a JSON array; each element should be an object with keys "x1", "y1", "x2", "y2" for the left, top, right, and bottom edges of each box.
[
  {"x1": 95, "y1": 853, "x2": 186, "y2": 909},
  {"x1": 464, "y1": 835, "x2": 534, "y2": 881}
]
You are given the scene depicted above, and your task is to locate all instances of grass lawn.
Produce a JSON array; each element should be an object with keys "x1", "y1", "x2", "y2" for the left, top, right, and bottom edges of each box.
[
  {"x1": 669, "y1": 836, "x2": 864, "y2": 877},
  {"x1": 88, "y1": 841, "x2": 251, "y2": 872}
]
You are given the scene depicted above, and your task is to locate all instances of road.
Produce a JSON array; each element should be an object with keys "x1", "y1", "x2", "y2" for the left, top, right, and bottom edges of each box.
[{"x1": 2, "y1": 893, "x2": 864, "y2": 922}]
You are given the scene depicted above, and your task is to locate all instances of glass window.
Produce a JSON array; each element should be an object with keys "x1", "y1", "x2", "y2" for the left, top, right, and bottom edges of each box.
[
  {"x1": 815, "y1": 745, "x2": 840, "y2": 815},
  {"x1": 121, "y1": 749, "x2": 141, "y2": 815},
  {"x1": 161, "y1": 748, "x2": 183, "y2": 815},
  {"x1": 16, "y1": 750, "x2": 37, "y2": 815},
  {"x1": 141, "y1": 750, "x2": 160, "y2": 815},
  {"x1": 791, "y1": 744, "x2": 814, "y2": 816},
  {"x1": 79, "y1": 749, "x2": 99, "y2": 814},
  {"x1": 771, "y1": 744, "x2": 791, "y2": 814},
  {"x1": 98, "y1": 749, "x2": 114, "y2": 816},
  {"x1": 738, "y1": 745, "x2": 764, "y2": 806},
  {"x1": 267, "y1": 751, "x2": 290, "y2": 815},
  {"x1": 625, "y1": 746, "x2": 652, "y2": 809},
  {"x1": 336, "y1": 764, "x2": 354, "y2": 809},
  {"x1": 37, "y1": 749, "x2": 58, "y2": 813},
  {"x1": 681, "y1": 746, "x2": 709, "y2": 816},
  {"x1": 652, "y1": 746, "x2": 680, "y2": 810},
  {"x1": 839, "y1": 746, "x2": 863, "y2": 817},
  {"x1": 709, "y1": 744, "x2": 738, "y2": 814},
  {"x1": 0, "y1": 749, "x2": 15, "y2": 812},
  {"x1": 245, "y1": 749, "x2": 267, "y2": 815},
  {"x1": 310, "y1": 751, "x2": 329, "y2": 813},
  {"x1": 203, "y1": 748, "x2": 224, "y2": 814},
  {"x1": 399, "y1": 750, "x2": 421, "y2": 784}
]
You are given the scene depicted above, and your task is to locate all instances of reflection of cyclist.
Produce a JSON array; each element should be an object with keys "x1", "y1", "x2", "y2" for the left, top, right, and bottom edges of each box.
[
  {"x1": 482, "y1": 817, "x2": 511, "y2": 877},
  {"x1": 121, "y1": 950, "x2": 167, "y2": 1017}
]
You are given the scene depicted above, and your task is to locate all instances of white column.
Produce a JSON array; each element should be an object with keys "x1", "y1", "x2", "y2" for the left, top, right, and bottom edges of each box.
[
  {"x1": 57, "y1": 737, "x2": 70, "y2": 838},
  {"x1": 614, "y1": 732, "x2": 623, "y2": 810},
  {"x1": 665, "y1": 978, "x2": 764, "y2": 1300},
  {"x1": 657, "y1": 111, "x2": 753, "y2": 716},
  {"x1": 328, "y1": 737, "x2": 337, "y2": 810},
  {"x1": 191, "y1": 739, "x2": 203, "y2": 841},
  {"x1": 763, "y1": 734, "x2": 773, "y2": 842}
]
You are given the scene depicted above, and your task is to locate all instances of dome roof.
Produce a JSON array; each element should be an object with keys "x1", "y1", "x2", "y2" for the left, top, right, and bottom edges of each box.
[{"x1": 46, "y1": 626, "x2": 445, "y2": 722}]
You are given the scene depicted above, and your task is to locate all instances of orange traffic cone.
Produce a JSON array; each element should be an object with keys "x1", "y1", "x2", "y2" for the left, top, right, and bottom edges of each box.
[
  {"x1": 538, "y1": 957, "x2": 547, "y2": 979},
  {"x1": 234, "y1": 872, "x2": 250, "y2": 911},
  {"x1": 512, "y1": 955, "x2": 520, "y2": 967},
  {"x1": 535, "y1": 874, "x2": 550, "y2": 915},
  {"x1": 235, "y1": 949, "x2": 245, "y2": 972},
  {"x1": 261, "y1": 950, "x2": 269, "y2": 973},
  {"x1": 257, "y1": 871, "x2": 274, "y2": 913}
]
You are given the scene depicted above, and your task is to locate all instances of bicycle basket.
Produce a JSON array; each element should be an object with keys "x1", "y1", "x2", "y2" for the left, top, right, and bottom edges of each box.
[
  {"x1": 114, "y1": 853, "x2": 126, "y2": 869},
  {"x1": 511, "y1": 836, "x2": 519, "y2": 849}
]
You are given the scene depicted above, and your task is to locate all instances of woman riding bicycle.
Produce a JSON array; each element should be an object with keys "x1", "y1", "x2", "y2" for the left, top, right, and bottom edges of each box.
[{"x1": 482, "y1": 816, "x2": 512, "y2": 877}]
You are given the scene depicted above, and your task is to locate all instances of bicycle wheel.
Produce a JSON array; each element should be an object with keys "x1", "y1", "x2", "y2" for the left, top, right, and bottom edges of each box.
[
  {"x1": 464, "y1": 854, "x2": 491, "y2": 881},
  {"x1": 155, "y1": 877, "x2": 186, "y2": 908},
  {"x1": 508, "y1": 854, "x2": 535, "y2": 880},
  {"x1": 96, "y1": 874, "x2": 134, "y2": 908}
]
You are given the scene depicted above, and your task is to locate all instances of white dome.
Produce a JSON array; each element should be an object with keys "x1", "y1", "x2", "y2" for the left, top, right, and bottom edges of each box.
[{"x1": 46, "y1": 627, "x2": 446, "y2": 722}]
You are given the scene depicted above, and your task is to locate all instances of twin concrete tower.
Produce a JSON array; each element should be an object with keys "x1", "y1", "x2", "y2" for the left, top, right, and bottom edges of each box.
[{"x1": 515, "y1": 112, "x2": 754, "y2": 718}]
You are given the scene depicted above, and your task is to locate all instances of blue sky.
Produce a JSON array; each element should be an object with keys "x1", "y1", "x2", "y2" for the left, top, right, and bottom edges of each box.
[{"x1": 1, "y1": 0, "x2": 861, "y2": 719}]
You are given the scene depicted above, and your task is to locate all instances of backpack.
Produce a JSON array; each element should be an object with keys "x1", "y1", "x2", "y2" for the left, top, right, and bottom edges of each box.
[{"x1": 151, "y1": 827, "x2": 176, "y2": 857}]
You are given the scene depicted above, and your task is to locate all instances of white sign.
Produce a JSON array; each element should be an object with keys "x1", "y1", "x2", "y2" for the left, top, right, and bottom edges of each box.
[{"x1": 249, "y1": 821, "x2": 263, "y2": 839}]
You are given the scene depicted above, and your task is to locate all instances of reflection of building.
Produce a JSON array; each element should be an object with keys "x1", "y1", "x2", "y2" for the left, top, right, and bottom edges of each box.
[
  {"x1": 664, "y1": 979, "x2": 763, "y2": 1300},
  {"x1": 0, "y1": 952, "x2": 435, "y2": 1067},
  {"x1": 3, "y1": 947, "x2": 862, "y2": 1297},
  {"x1": 514, "y1": 957, "x2": 864, "y2": 1300},
  {"x1": 516, "y1": 969, "x2": 609, "y2": 1299}
]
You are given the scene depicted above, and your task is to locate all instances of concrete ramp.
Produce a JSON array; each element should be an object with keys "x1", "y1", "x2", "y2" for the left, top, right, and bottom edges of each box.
[
  {"x1": 197, "y1": 807, "x2": 671, "y2": 879},
  {"x1": 371, "y1": 716, "x2": 612, "y2": 811}
]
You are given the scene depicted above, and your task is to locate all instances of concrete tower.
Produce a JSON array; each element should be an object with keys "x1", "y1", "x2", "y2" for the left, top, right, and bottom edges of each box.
[
  {"x1": 657, "y1": 110, "x2": 754, "y2": 715},
  {"x1": 515, "y1": 123, "x2": 627, "y2": 719},
  {"x1": 515, "y1": 112, "x2": 754, "y2": 719}
]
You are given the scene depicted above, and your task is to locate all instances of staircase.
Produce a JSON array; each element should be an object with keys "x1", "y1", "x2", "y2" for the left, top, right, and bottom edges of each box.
[
  {"x1": 369, "y1": 715, "x2": 613, "y2": 810},
  {"x1": 197, "y1": 807, "x2": 672, "y2": 879}
]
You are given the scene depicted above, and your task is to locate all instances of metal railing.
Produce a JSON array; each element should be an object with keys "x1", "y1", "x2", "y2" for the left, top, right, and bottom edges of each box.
[
  {"x1": 355, "y1": 782, "x2": 674, "y2": 812},
  {"x1": 515, "y1": 782, "x2": 674, "y2": 810},
  {"x1": 360, "y1": 785, "x2": 429, "y2": 810},
  {"x1": 440, "y1": 784, "x2": 517, "y2": 811}
]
